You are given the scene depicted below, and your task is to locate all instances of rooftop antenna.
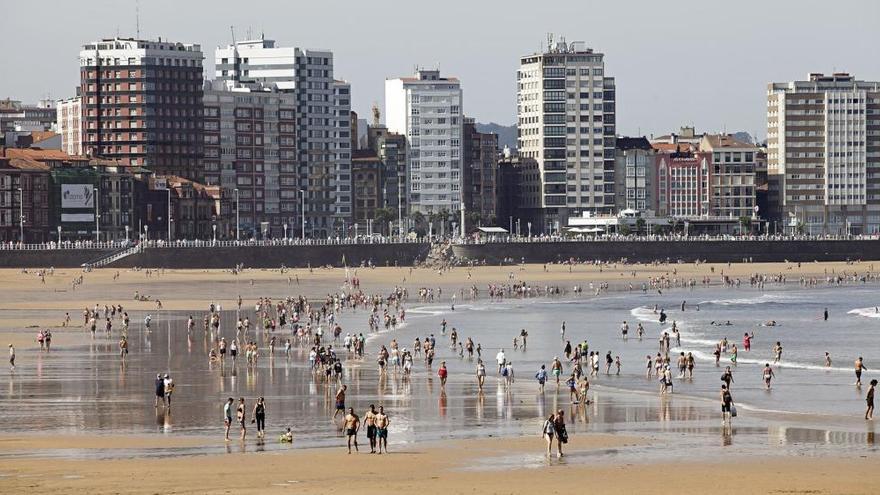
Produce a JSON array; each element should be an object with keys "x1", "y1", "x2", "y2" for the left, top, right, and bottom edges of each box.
[{"x1": 136, "y1": 0, "x2": 140, "y2": 38}]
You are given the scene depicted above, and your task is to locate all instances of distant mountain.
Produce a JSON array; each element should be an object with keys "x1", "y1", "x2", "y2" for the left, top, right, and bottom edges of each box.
[
  {"x1": 732, "y1": 131, "x2": 754, "y2": 144},
  {"x1": 476, "y1": 122, "x2": 517, "y2": 150}
]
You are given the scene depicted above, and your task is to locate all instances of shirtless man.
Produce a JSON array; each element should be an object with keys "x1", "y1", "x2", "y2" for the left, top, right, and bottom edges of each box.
[
  {"x1": 333, "y1": 385, "x2": 347, "y2": 420},
  {"x1": 762, "y1": 363, "x2": 775, "y2": 390},
  {"x1": 364, "y1": 404, "x2": 378, "y2": 453},
  {"x1": 343, "y1": 408, "x2": 360, "y2": 454},
  {"x1": 375, "y1": 406, "x2": 390, "y2": 454},
  {"x1": 855, "y1": 357, "x2": 868, "y2": 387}
]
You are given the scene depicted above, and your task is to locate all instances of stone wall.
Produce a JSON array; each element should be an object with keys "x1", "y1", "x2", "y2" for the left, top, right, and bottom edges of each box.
[
  {"x1": 107, "y1": 243, "x2": 431, "y2": 269},
  {"x1": 452, "y1": 240, "x2": 880, "y2": 264},
  {"x1": 0, "y1": 249, "x2": 115, "y2": 268}
]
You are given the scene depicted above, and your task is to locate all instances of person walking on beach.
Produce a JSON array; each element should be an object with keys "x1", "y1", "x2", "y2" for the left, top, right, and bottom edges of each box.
[
  {"x1": 253, "y1": 397, "x2": 266, "y2": 439},
  {"x1": 154, "y1": 374, "x2": 165, "y2": 408},
  {"x1": 536, "y1": 364, "x2": 548, "y2": 393},
  {"x1": 496, "y1": 348, "x2": 507, "y2": 374},
  {"x1": 476, "y1": 360, "x2": 487, "y2": 391},
  {"x1": 438, "y1": 361, "x2": 448, "y2": 389},
  {"x1": 762, "y1": 364, "x2": 775, "y2": 390},
  {"x1": 721, "y1": 366, "x2": 734, "y2": 389},
  {"x1": 8, "y1": 344, "x2": 14, "y2": 371},
  {"x1": 343, "y1": 408, "x2": 360, "y2": 453},
  {"x1": 237, "y1": 397, "x2": 247, "y2": 440},
  {"x1": 364, "y1": 405, "x2": 378, "y2": 453},
  {"x1": 856, "y1": 357, "x2": 868, "y2": 387},
  {"x1": 552, "y1": 409, "x2": 568, "y2": 457},
  {"x1": 542, "y1": 413, "x2": 556, "y2": 456},
  {"x1": 333, "y1": 385, "x2": 347, "y2": 420},
  {"x1": 866, "y1": 380, "x2": 877, "y2": 420},
  {"x1": 163, "y1": 374, "x2": 174, "y2": 407},
  {"x1": 118, "y1": 336, "x2": 128, "y2": 360},
  {"x1": 721, "y1": 384, "x2": 734, "y2": 426},
  {"x1": 223, "y1": 397, "x2": 234, "y2": 441},
  {"x1": 551, "y1": 357, "x2": 563, "y2": 385},
  {"x1": 375, "y1": 406, "x2": 390, "y2": 454}
]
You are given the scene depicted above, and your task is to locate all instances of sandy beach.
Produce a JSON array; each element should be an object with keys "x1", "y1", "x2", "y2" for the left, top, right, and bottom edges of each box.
[
  {"x1": 0, "y1": 433, "x2": 877, "y2": 494},
  {"x1": 1, "y1": 261, "x2": 879, "y2": 494}
]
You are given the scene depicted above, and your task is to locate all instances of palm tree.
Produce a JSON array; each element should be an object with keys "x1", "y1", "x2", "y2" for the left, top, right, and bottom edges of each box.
[
  {"x1": 373, "y1": 207, "x2": 395, "y2": 235},
  {"x1": 411, "y1": 211, "x2": 426, "y2": 236}
]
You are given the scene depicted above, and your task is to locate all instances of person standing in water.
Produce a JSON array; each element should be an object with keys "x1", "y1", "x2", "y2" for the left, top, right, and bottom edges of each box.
[
  {"x1": 762, "y1": 364, "x2": 775, "y2": 390},
  {"x1": 236, "y1": 397, "x2": 247, "y2": 441},
  {"x1": 223, "y1": 397, "x2": 234, "y2": 441},
  {"x1": 253, "y1": 397, "x2": 266, "y2": 439},
  {"x1": 855, "y1": 357, "x2": 868, "y2": 387},
  {"x1": 476, "y1": 360, "x2": 487, "y2": 391},
  {"x1": 535, "y1": 364, "x2": 548, "y2": 393},
  {"x1": 721, "y1": 384, "x2": 734, "y2": 426},
  {"x1": 8, "y1": 344, "x2": 14, "y2": 371},
  {"x1": 824, "y1": 308, "x2": 829, "y2": 321},
  {"x1": 866, "y1": 379, "x2": 877, "y2": 420}
]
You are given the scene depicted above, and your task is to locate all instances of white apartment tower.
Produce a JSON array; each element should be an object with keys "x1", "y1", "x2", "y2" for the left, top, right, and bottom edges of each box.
[
  {"x1": 56, "y1": 97, "x2": 82, "y2": 156},
  {"x1": 214, "y1": 37, "x2": 352, "y2": 237},
  {"x1": 768, "y1": 73, "x2": 880, "y2": 234},
  {"x1": 517, "y1": 37, "x2": 616, "y2": 232},
  {"x1": 385, "y1": 69, "x2": 463, "y2": 215}
]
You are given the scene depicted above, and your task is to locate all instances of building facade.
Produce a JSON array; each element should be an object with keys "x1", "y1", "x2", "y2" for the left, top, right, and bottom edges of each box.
[
  {"x1": 614, "y1": 137, "x2": 655, "y2": 214},
  {"x1": 385, "y1": 69, "x2": 463, "y2": 216},
  {"x1": 517, "y1": 37, "x2": 616, "y2": 232},
  {"x1": 463, "y1": 118, "x2": 498, "y2": 224},
  {"x1": 351, "y1": 151, "x2": 382, "y2": 227},
  {"x1": 215, "y1": 38, "x2": 352, "y2": 237},
  {"x1": 767, "y1": 72, "x2": 880, "y2": 234},
  {"x1": 57, "y1": 97, "x2": 83, "y2": 156},
  {"x1": 700, "y1": 134, "x2": 758, "y2": 219},
  {"x1": 78, "y1": 37, "x2": 204, "y2": 179},
  {"x1": 0, "y1": 153, "x2": 50, "y2": 243},
  {"x1": 202, "y1": 81, "x2": 297, "y2": 239},
  {"x1": 655, "y1": 150, "x2": 712, "y2": 218}
]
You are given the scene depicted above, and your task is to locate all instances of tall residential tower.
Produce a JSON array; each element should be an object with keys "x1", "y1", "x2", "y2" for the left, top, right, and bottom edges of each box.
[
  {"x1": 767, "y1": 73, "x2": 880, "y2": 234},
  {"x1": 517, "y1": 37, "x2": 616, "y2": 232},
  {"x1": 385, "y1": 69, "x2": 463, "y2": 216}
]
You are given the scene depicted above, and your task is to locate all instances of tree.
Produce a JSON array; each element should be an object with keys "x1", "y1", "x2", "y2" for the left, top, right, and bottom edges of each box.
[
  {"x1": 739, "y1": 216, "x2": 752, "y2": 235},
  {"x1": 619, "y1": 223, "x2": 632, "y2": 236},
  {"x1": 635, "y1": 217, "x2": 646, "y2": 235},
  {"x1": 410, "y1": 211, "x2": 426, "y2": 236},
  {"x1": 373, "y1": 207, "x2": 395, "y2": 235},
  {"x1": 652, "y1": 224, "x2": 665, "y2": 235}
]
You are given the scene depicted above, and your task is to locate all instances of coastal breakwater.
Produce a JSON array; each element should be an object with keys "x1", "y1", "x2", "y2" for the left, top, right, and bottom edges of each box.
[{"x1": 0, "y1": 239, "x2": 878, "y2": 268}]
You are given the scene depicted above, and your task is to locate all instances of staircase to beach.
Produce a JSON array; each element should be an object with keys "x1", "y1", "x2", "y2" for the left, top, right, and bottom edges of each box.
[{"x1": 81, "y1": 243, "x2": 143, "y2": 269}]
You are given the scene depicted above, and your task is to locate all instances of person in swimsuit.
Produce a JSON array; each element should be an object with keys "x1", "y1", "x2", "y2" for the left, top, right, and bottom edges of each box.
[
  {"x1": 542, "y1": 413, "x2": 556, "y2": 456},
  {"x1": 535, "y1": 364, "x2": 548, "y2": 393},
  {"x1": 866, "y1": 379, "x2": 877, "y2": 420},
  {"x1": 223, "y1": 397, "x2": 234, "y2": 441},
  {"x1": 364, "y1": 404, "x2": 378, "y2": 453},
  {"x1": 237, "y1": 397, "x2": 247, "y2": 440},
  {"x1": 438, "y1": 361, "x2": 448, "y2": 389},
  {"x1": 856, "y1": 357, "x2": 868, "y2": 387},
  {"x1": 333, "y1": 385, "x2": 347, "y2": 420},
  {"x1": 343, "y1": 408, "x2": 360, "y2": 453},
  {"x1": 762, "y1": 364, "x2": 775, "y2": 390},
  {"x1": 154, "y1": 373, "x2": 165, "y2": 408},
  {"x1": 721, "y1": 384, "x2": 734, "y2": 426},
  {"x1": 375, "y1": 406, "x2": 390, "y2": 454},
  {"x1": 476, "y1": 360, "x2": 487, "y2": 392},
  {"x1": 253, "y1": 397, "x2": 266, "y2": 439}
]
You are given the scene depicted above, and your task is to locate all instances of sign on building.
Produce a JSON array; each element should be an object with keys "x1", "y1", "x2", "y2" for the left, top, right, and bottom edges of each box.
[{"x1": 61, "y1": 184, "x2": 95, "y2": 209}]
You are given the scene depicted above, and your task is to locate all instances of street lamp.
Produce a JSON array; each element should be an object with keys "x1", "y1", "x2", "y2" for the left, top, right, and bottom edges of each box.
[
  {"x1": 17, "y1": 187, "x2": 23, "y2": 244},
  {"x1": 234, "y1": 188, "x2": 240, "y2": 241},
  {"x1": 144, "y1": 224, "x2": 149, "y2": 242},
  {"x1": 283, "y1": 223, "x2": 287, "y2": 241},
  {"x1": 166, "y1": 188, "x2": 172, "y2": 242},
  {"x1": 94, "y1": 188, "x2": 99, "y2": 242},
  {"x1": 299, "y1": 189, "x2": 306, "y2": 240},
  {"x1": 125, "y1": 225, "x2": 129, "y2": 243},
  {"x1": 56, "y1": 225, "x2": 61, "y2": 246},
  {"x1": 212, "y1": 223, "x2": 217, "y2": 244}
]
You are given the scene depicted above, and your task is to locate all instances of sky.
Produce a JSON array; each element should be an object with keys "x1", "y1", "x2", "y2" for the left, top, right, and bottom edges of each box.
[{"x1": 2, "y1": 0, "x2": 878, "y2": 139}]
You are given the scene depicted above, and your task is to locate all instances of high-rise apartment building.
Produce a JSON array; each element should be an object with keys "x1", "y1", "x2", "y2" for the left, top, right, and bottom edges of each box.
[
  {"x1": 517, "y1": 37, "x2": 616, "y2": 232},
  {"x1": 367, "y1": 125, "x2": 407, "y2": 218},
  {"x1": 202, "y1": 80, "x2": 297, "y2": 239},
  {"x1": 767, "y1": 72, "x2": 880, "y2": 234},
  {"x1": 614, "y1": 137, "x2": 655, "y2": 214},
  {"x1": 385, "y1": 69, "x2": 463, "y2": 215},
  {"x1": 79, "y1": 37, "x2": 204, "y2": 179},
  {"x1": 700, "y1": 134, "x2": 758, "y2": 219},
  {"x1": 463, "y1": 118, "x2": 499, "y2": 223},
  {"x1": 57, "y1": 97, "x2": 83, "y2": 156},
  {"x1": 215, "y1": 38, "x2": 352, "y2": 237}
]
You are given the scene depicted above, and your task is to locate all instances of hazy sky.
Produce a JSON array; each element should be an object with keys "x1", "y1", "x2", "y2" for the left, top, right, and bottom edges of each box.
[{"x1": 2, "y1": 0, "x2": 878, "y2": 139}]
